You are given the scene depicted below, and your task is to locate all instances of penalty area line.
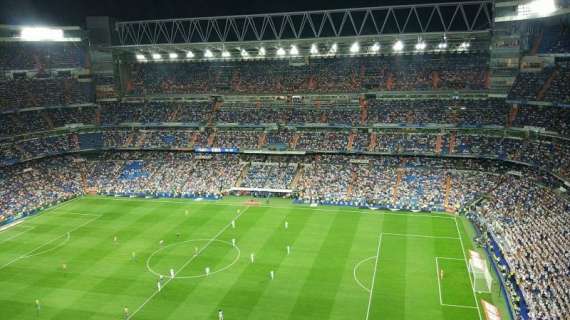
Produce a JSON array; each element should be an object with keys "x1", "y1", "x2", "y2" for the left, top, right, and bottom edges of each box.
[
  {"x1": 365, "y1": 233, "x2": 383, "y2": 320},
  {"x1": 0, "y1": 215, "x2": 100, "y2": 271}
]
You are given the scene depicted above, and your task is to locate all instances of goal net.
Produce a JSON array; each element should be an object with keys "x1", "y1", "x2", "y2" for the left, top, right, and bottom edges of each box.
[{"x1": 468, "y1": 250, "x2": 492, "y2": 293}]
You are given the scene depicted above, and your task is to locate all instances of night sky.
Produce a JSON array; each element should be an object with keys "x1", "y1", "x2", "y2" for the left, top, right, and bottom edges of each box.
[{"x1": 0, "y1": 0, "x2": 462, "y2": 26}]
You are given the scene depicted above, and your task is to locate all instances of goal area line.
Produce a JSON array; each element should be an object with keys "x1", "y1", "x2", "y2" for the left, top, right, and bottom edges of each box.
[{"x1": 435, "y1": 256, "x2": 479, "y2": 310}]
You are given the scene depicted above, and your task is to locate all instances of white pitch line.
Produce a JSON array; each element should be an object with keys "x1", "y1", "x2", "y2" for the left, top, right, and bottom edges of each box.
[
  {"x1": 383, "y1": 232, "x2": 460, "y2": 240},
  {"x1": 126, "y1": 207, "x2": 250, "y2": 320},
  {"x1": 436, "y1": 257, "x2": 443, "y2": 305},
  {"x1": 365, "y1": 233, "x2": 383, "y2": 320},
  {"x1": 454, "y1": 217, "x2": 483, "y2": 320},
  {"x1": 0, "y1": 226, "x2": 36, "y2": 244},
  {"x1": 0, "y1": 215, "x2": 100, "y2": 271}
]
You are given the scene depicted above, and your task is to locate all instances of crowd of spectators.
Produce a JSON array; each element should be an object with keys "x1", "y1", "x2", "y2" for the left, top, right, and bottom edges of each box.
[
  {"x1": 2, "y1": 99, "x2": 568, "y2": 139},
  {"x1": 474, "y1": 175, "x2": 570, "y2": 320},
  {"x1": 0, "y1": 157, "x2": 82, "y2": 223},
  {"x1": 0, "y1": 77, "x2": 91, "y2": 112},
  {"x1": 128, "y1": 53, "x2": 489, "y2": 95},
  {"x1": 0, "y1": 42, "x2": 86, "y2": 72},
  {"x1": 240, "y1": 162, "x2": 297, "y2": 189}
]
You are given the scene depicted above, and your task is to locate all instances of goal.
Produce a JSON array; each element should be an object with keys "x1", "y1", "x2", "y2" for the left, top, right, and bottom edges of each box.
[{"x1": 468, "y1": 250, "x2": 493, "y2": 293}]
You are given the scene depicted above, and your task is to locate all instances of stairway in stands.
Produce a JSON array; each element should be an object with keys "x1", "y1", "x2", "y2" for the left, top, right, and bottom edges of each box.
[
  {"x1": 40, "y1": 111, "x2": 54, "y2": 130},
  {"x1": 443, "y1": 175, "x2": 452, "y2": 212},
  {"x1": 289, "y1": 164, "x2": 303, "y2": 189},
  {"x1": 347, "y1": 131, "x2": 356, "y2": 151},
  {"x1": 507, "y1": 104, "x2": 519, "y2": 128},
  {"x1": 189, "y1": 132, "x2": 199, "y2": 148},
  {"x1": 320, "y1": 112, "x2": 328, "y2": 123},
  {"x1": 359, "y1": 97, "x2": 368, "y2": 125},
  {"x1": 258, "y1": 132, "x2": 267, "y2": 149},
  {"x1": 368, "y1": 132, "x2": 377, "y2": 151},
  {"x1": 234, "y1": 162, "x2": 251, "y2": 188},
  {"x1": 448, "y1": 131, "x2": 456, "y2": 154},
  {"x1": 208, "y1": 101, "x2": 223, "y2": 126},
  {"x1": 95, "y1": 107, "x2": 102, "y2": 126},
  {"x1": 290, "y1": 132, "x2": 300, "y2": 150},
  {"x1": 392, "y1": 168, "x2": 404, "y2": 205},
  {"x1": 537, "y1": 67, "x2": 559, "y2": 101},
  {"x1": 530, "y1": 30, "x2": 544, "y2": 56},
  {"x1": 207, "y1": 129, "x2": 217, "y2": 147},
  {"x1": 169, "y1": 104, "x2": 181, "y2": 122},
  {"x1": 347, "y1": 170, "x2": 358, "y2": 197},
  {"x1": 435, "y1": 135, "x2": 443, "y2": 154}
]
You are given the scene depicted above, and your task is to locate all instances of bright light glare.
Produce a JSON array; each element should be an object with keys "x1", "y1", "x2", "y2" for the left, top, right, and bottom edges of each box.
[
  {"x1": 310, "y1": 44, "x2": 319, "y2": 55},
  {"x1": 370, "y1": 43, "x2": 380, "y2": 53},
  {"x1": 350, "y1": 42, "x2": 360, "y2": 53},
  {"x1": 258, "y1": 47, "x2": 266, "y2": 56},
  {"x1": 241, "y1": 49, "x2": 249, "y2": 57},
  {"x1": 415, "y1": 41, "x2": 427, "y2": 51},
  {"x1": 186, "y1": 51, "x2": 195, "y2": 58},
  {"x1": 289, "y1": 45, "x2": 299, "y2": 55},
  {"x1": 438, "y1": 42, "x2": 448, "y2": 50},
  {"x1": 135, "y1": 54, "x2": 146, "y2": 61},
  {"x1": 221, "y1": 50, "x2": 231, "y2": 58},
  {"x1": 393, "y1": 40, "x2": 404, "y2": 52},
  {"x1": 518, "y1": 0, "x2": 556, "y2": 18},
  {"x1": 169, "y1": 52, "x2": 178, "y2": 59},
  {"x1": 276, "y1": 47, "x2": 286, "y2": 56},
  {"x1": 151, "y1": 53, "x2": 162, "y2": 60},
  {"x1": 329, "y1": 43, "x2": 338, "y2": 54},
  {"x1": 204, "y1": 49, "x2": 214, "y2": 58},
  {"x1": 459, "y1": 42, "x2": 471, "y2": 50},
  {"x1": 20, "y1": 27, "x2": 64, "y2": 41}
]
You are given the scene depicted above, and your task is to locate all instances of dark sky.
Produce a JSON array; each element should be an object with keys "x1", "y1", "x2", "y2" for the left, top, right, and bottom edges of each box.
[{"x1": 0, "y1": 0, "x2": 459, "y2": 26}]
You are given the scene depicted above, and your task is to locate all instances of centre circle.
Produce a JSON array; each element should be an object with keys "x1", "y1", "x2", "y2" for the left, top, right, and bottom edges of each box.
[{"x1": 146, "y1": 239, "x2": 241, "y2": 279}]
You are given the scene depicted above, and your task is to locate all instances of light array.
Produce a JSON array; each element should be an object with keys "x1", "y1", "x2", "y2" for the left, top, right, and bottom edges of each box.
[{"x1": 134, "y1": 40, "x2": 473, "y2": 62}]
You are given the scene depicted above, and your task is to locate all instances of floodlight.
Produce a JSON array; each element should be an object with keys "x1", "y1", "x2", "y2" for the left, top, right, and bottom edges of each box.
[
  {"x1": 438, "y1": 42, "x2": 448, "y2": 50},
  {"x1": 276, "y1": 47, "x2": 286, "y2": 56},
  {"x1": 370, "y1": 43, "x2": 380, "y2": 53},
  {"x1": 221, "y1": 50, "x2": 231, "y2": 58},
  {"x1": 151, "y1": 53, "x2": 162, "y2": 60},
  {"x1": 169, "y1": 52, "x2": 178, "y2": 59},
  {"x1": 241, "y1": 49, "x2": 249, "y2": 57},
  {"x1": 20, "y1": 27, "x2": 64, "y2": 41},
  {"x1": 289, "y1": 45, "x2": 299, "y2": 55},
  {"x1": 350, "y1": 42, "x2": 360, "y2": 53},
  {"x1": 310, "y1": 44, "x2": 319, "y2": 55},
  {"x1": 329, "y1": 43, "x2": 338, "y2": 54},
  {"x1": 258, "y1": 47, "x2": 266, "y2": 56},
  {"x1": 392, "y1": 40, "x2": 404, "y2": 52},
  {"x1": 415, "y1": 41, "x2": 427, "y2": 51},
  {"x1": 135, "y1": 54, "x2": 146, "y2": 61},
  {"x1": 186, "y1": 51, "x2": 195, "y2": 58},
  {"x1": 204, "y1": 49, "x2": 214, "y2": 58},
  {"x1": 459, "y1": 42, "x2": 471, "y2": 50}
]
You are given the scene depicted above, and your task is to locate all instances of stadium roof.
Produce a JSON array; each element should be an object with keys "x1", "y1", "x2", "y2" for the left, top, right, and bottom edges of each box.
[{"x1": 114, "y1": 0, "x2": 494, "y2": 48}]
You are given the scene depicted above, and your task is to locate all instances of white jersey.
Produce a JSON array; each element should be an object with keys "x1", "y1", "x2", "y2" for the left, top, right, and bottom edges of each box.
[{"x1": 218, "y1": 310, "x2": 224, "y2": 320}]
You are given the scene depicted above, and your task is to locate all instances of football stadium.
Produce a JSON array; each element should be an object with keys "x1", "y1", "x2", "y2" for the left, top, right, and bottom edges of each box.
[{"x1": 0, "y1": 0, "x2": 569, "y2": 319}]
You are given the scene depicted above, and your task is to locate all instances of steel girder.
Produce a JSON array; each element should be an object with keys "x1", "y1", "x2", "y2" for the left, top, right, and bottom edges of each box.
[{"x1": 115, "y1": 1, "x2": 494, "y2": 46}]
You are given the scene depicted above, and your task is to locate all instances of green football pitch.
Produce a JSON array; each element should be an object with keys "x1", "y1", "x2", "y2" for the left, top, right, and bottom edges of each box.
[{"x1": 0, "y1": 196, "x2": 509, "y2": 319}]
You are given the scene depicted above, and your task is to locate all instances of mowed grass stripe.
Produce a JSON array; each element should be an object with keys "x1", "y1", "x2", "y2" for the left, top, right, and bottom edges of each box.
[
  {"x1": 243, "y1": 207, "x2": 339, "y2": 320},
  {"x1": 287, "y1": 211, "x2": 364, "y2": 319},
  {"x1": 328, "y1": 212, "x2": 385, "y2": 319}
]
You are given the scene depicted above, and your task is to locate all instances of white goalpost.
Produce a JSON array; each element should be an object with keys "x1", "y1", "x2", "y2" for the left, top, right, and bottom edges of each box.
[{"x1": 468, "y1": 250, "x2": 493, "y2": 293}]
